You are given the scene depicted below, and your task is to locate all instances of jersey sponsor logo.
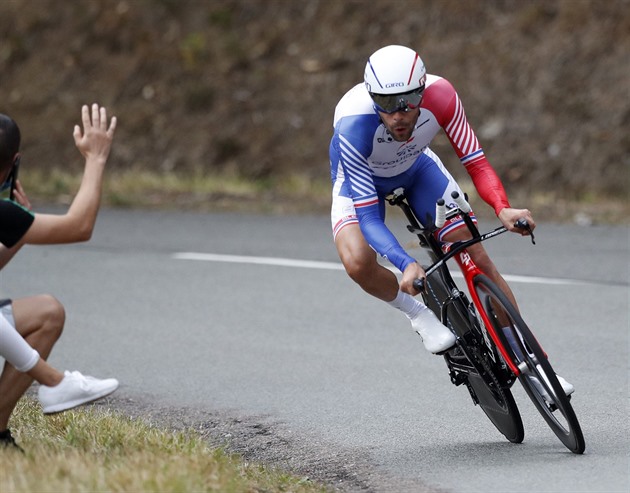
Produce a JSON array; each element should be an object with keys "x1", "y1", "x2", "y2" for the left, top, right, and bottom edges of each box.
[
  {"x1": 370, "y1": 140, "x2": 422, "y2": 171},
  {"x1": 376, "y1": 127, "x2": 394, "y2": 143},
  {"x1": 371, "y1": 150, "x2": 422, "y2": 170},
  {"x1": 397, "y1": 137, "x2": 415, "y2": 153}
]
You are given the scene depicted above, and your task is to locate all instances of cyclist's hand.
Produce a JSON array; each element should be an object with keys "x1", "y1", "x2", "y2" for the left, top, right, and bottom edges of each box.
[
  {"x1": 401, "y1": 262, "x2": 426, "y2": 296},
  {"x1": 498, "y1": 207, "x2": 536, "y2": 235}
]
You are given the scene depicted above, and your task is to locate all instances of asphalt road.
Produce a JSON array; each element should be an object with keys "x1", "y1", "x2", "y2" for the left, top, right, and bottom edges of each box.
[{"x1": 1, "y1": 208, "x2": 628, "y2": 492}]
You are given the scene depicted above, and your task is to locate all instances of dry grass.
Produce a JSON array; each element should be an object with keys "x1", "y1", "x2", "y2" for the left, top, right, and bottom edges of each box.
[
  {"x1": 15, "y1": 168, "x2": 629, "y2": 224},
  {"x1": 21, "y1": 168, "x2": 332, "y2": 215},
  {"x1": 0, "y1": 398, "x2": 327, "y2": 493}
]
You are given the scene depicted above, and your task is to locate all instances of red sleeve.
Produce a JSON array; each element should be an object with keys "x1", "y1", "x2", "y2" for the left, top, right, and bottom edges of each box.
[
  {"x1": 423, "y1": 78, "x2": 510, "y2": 215},
  {"x1": 466, "y1": 158, "x2": 511, "y2": 215}
]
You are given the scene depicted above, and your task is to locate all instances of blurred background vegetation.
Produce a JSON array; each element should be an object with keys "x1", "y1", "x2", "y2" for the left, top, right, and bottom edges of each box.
[{"x1": 1, "y1": 0, "x2": 628, "y2": 221}]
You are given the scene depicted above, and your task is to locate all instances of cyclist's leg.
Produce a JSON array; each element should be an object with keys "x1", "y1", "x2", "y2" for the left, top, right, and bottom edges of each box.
[
  {"x1": 334, "y1": 221, "x2": 454, "y2": 352},
  {"x1": 332, "y1": 175, "x2": 455, "y2": 352},
  {"x1": 446, "y1": 229, "x2": 520, "y2": 310},
  {"x1": 331, "y1": 170, "x2": 399, "y2": 301},
  {"x1": 335, "y1": 223, "x2": 399, "y2": 302}
]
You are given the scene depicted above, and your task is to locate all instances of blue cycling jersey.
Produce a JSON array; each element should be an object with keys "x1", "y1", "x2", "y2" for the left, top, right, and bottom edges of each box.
[{"x1": 329, "y1": 75, "x2": 508, "y2": 272}]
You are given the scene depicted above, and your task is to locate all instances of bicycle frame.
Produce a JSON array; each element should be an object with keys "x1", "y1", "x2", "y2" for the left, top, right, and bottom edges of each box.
[
  {"x1": 447, "y1": 231, "x2": 522, "y2": 376},
  {"x1": 388, "y1": 189, "x2": 525, "y2": 376},
  {"x1": 389, "y1": 189, "x2": 585, "y2": 453}
]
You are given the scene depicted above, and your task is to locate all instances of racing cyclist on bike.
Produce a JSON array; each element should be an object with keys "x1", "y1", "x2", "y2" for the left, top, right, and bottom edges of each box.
[{"x1": 329, "y1": 45, "x2": 573, "y2": 398}]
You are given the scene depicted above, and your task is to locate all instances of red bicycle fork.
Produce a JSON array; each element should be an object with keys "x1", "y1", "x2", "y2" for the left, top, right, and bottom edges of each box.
[{"x1": 451, "y1": 248, "x2": 523, "y2": 376}]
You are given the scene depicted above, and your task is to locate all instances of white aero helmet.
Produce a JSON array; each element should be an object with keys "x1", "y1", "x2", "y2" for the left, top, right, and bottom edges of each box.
[{"x1": 364, "y1": 45, "x2": 427, "y2": 113}]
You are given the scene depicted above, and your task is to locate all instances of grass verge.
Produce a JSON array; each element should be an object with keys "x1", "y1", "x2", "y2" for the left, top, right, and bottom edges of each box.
[
  {"x1": 16, "y1": 168, "x2": 629, "y2": 224},
  {"x1": 0, "y1": 398, "x2": 327, "y2": 493},
  {"x1": 20, "y1": 169, "x2": 333, "y2": 215}
]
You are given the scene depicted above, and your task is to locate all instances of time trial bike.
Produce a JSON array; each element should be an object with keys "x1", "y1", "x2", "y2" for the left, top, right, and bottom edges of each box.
[{"x1": 386, "y1": 188, "x2": 585, "y2": 454}]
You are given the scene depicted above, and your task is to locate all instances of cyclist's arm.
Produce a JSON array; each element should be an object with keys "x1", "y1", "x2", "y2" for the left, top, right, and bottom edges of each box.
[
  {"x1": 427, "y1": 78, "x2": 511, "y2": 215},
  {"x1": 355, "y1": 201, "x2": 417, "y2": 272},
  {"x1": 332, "y1": 124, "x2": 417, "y2": 273},
  {"x1": 465, "y1": 159, "x2": 511, "y2": 215},
  {"x1": 462, "y1": 156, "x2": 536, "y2": 232}
]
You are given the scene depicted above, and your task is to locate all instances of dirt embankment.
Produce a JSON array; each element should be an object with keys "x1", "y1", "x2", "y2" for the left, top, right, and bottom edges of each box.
[{"x1": 1, "y1": 0, "x2": 628, "y2": 217}]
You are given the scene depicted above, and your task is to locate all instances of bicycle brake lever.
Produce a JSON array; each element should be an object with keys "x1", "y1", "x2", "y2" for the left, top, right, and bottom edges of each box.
[
  {"x1": 514, "y1": 218, "x2": 536, "y2": 245},
  {"x1": 413, "y1": 278, "x2": 426, "y2": 293}
]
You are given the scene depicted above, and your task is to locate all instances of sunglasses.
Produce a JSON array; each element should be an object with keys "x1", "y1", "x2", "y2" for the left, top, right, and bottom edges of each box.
[
  {"x1": 1, "y1": 156, "x2": 20, "y2": 200},
  {"x1": 369, "y1": 85, "x2": 425, "y2": 114}
]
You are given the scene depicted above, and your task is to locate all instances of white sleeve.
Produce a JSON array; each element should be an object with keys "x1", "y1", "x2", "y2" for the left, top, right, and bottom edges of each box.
[{"x1": 0, "y1": 306, "x2": 39, "y2": 372}]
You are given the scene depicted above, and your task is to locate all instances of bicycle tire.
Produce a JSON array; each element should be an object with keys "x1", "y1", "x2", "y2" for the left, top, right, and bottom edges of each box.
[
  {"x1": 473, "y1": 274, "x2": 586, "y2": 454},
  {"x1": 423, "y1": 268, "x2": 524, "y2": 444}
]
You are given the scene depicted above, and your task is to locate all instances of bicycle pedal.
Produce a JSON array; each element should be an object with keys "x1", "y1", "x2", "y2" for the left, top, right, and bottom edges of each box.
[
  {"x1": 449, "y1": 372, "x2": 466, "y2": 386},
  {"x1": 449, "y1": 346, "x2": 465, "y2": 359}
]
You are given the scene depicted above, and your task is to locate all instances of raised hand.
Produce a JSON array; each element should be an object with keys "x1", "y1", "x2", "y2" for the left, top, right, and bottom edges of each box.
[{"x1": 72, "y1": 104, "x2": 117, "y2": 163}]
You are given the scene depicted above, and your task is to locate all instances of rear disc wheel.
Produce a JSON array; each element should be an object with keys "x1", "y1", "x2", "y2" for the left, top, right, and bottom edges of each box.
[{"x1": 424, "y1": 268, "x2": 524, "y2": 443}]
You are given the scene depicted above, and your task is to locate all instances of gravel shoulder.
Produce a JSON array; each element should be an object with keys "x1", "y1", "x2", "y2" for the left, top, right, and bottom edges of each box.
[{"x1": 98, "y1": 392, "x2": 437, "y2": 493}]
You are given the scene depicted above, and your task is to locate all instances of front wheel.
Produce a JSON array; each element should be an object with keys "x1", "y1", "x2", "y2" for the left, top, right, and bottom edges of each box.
[{"x1": 473, "y1": 274, "x2": 586, "y2": 454}]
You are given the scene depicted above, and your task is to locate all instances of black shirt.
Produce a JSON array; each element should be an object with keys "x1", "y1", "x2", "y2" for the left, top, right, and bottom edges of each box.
[{"x1": 0, "y1": 199, "x2": 34, "y2": 248}]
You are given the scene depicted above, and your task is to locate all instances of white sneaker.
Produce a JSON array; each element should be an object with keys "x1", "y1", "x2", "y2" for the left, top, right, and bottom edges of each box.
[
  {"x1": 38, "y1": 370, "x2": 119, "y2": 414},
  {"x1": 527, "y1": 364, "x2": 574, "y2": 404},
  {"x1": 412, "y1": 309, "x2": 456, "y2": 354}
]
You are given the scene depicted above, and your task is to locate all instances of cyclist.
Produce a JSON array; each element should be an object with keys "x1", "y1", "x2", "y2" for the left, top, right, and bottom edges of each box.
[
  {"x1": 0, "y1": 105, "x2": 119, "y2": 451},
  {"x1": 329, "y1": 45, "x2": 573, "y2": 397}
]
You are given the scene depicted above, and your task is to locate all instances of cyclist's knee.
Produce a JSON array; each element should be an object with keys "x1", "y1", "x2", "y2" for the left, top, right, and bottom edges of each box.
[
  {"x1": 343, "y1": 252, "x2": 379, "y2": 285},
  {"x1": 335, "y1": 228, "x2": 378, "y2": 284},
  {"x1": 469, "y1": 245, "x2": 499, "y2": 276}
]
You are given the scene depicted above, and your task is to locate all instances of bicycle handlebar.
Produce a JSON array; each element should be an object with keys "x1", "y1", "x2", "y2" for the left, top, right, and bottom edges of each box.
[
  {"x1": 451, "y1": 191, "x2": 472, "y2": 213},
  {"x1": 435, "y1": 199, "x2": 447, "y2": 228},
  {"x1": 413, "y1": 277, "x2": 427, "y2": 293},
  {"x1": 514, "y1": 218, "x2": 536, "y2": 244},
  {"x1": 435, "y1": 191, "x2": 471, "y2": 229},
  {"x1": 412, "y1": 191, "x2": 535, "y2": 292}
]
